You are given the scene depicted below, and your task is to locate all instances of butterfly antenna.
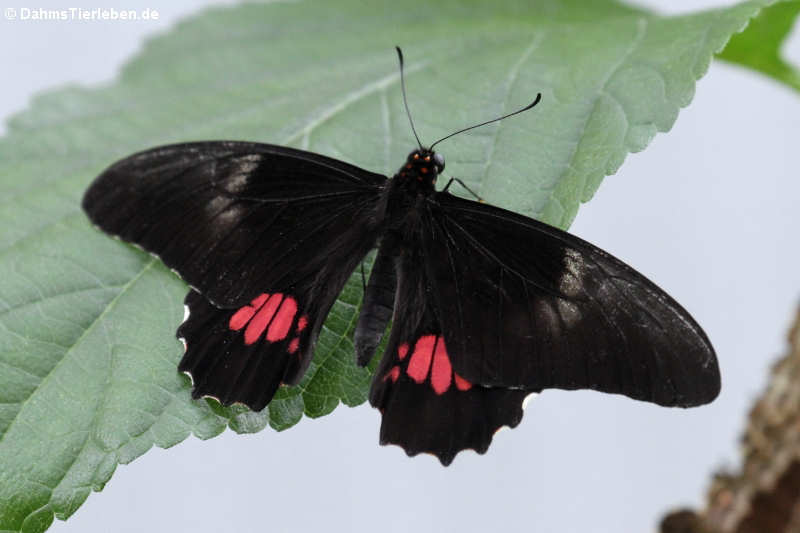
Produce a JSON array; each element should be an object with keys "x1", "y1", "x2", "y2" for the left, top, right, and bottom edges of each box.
[
  {"x1": 396, "y1": 46, "x2": 424, "y2": 150},
  {"x1": 429, "y1": 93, "x2": 543, "y2": 150}
]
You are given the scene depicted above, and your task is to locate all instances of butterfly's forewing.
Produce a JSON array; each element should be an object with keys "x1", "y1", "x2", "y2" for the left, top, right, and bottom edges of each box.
[
  {"x1": 369, "y1": 235, "x2": 528, "y2": 465},
  {"x1": 83, "y1": 141, "x2": 386, "y2": 308},
  {"x1": 83, "y1": 141, "x2": 386, "y2": 405},
  {"x1": 421, "y1": 193, "x2": 720, "y2": 408}
]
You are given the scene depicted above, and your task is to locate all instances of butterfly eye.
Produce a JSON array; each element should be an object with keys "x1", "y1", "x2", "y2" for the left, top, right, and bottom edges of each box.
[{"x1": 433, "y1": 152, "x2": 445, "y2": 172}]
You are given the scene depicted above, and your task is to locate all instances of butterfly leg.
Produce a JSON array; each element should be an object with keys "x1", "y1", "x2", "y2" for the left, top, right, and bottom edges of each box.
[
  {"x1": 360, "y1": 263, "x2": 367, "y2": 294},
  {"x1": 442, "y1": 176, "x2": 484, "y2": 202}
]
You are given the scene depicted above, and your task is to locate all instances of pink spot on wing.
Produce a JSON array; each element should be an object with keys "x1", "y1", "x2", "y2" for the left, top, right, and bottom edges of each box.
[
  {"x1": 296, "y1": 315, "x2": 308, "y2": 332},
  {"x1": 267, "y1": 296, "x2": 297, "y2": 342},
  {"x1": 288, "y1": 337, "x2": 300, "y2": 354},
  {"x1": 229, "y1": 308, "x2": 255, "y2": 331},
  {"x1": 397, "y1": 343, "x2": 409, "y2": 360},
  {"x1": 229, "y1": 293, "x2": 270, "y2": 331},
  {"x1": 385, "y1": 366, "x2": 401, "y2": 383},
  {"x1": 430, "y1": 337, "x2": 452, "y2": 395},
  {"x1": 244, "y1": 293, "x2": 282, "y2": 345},
  {"x1": 407, "y1": 335, "x2": 435, "y2": 383},
  {"x1": 454, "y1": 373, "x2": 472, "y2": 391}
]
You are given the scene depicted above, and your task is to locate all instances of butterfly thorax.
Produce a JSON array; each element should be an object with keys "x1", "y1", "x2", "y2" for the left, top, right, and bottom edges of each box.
[{"x1": 392, "y1": 149, "x2": 444, "y2": 196}]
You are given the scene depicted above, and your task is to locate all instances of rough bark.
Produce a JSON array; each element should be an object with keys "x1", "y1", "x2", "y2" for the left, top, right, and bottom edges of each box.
[{"x1": 660, "y1": 307, "x2": 800, "y2": 533}]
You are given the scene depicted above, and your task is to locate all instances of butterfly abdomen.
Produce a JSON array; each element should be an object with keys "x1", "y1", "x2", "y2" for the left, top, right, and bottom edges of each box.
[{"x1": 354, "y1": 240, "x2": 398, "y2": 366}]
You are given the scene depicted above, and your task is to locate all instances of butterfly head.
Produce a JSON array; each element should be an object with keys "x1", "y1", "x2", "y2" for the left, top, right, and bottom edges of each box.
[
  {"x1": 410, "y1": 149, "x2": 445, "y2": 173},
  {"x1": 397, "y1": 149, "x2": 445, "y2": 191}
]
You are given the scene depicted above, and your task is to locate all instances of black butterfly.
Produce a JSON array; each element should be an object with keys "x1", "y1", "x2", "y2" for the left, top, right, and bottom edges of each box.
[{"x1": 82, "y1": 48, "x2": 720, "y2": 465}]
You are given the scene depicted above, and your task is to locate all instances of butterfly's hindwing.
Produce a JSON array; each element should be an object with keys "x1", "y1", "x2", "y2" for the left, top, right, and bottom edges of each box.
[
  {"x1": 177, "y1": 290, "x2": 315, "y2": 409},
  {"x1": 372, "y1": 332, "x2": 528, "y2": 466},
  {"x1": 367, "y1": 237, "x2": 530, "y2": 465}
]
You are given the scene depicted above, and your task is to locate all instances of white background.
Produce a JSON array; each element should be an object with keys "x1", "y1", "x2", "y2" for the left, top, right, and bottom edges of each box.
[{"x1": 2, "y1": 1, "x2": 799, "y2": 532}]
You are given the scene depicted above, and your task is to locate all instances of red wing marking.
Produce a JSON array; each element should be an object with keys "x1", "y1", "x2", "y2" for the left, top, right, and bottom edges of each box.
[
  {"x1": 230, "y1": 307, "x2": 256, "y2": 331},
  {"x1": 230, "y1": 293, "x2": 306, "y2": 348},
  {"x1": 385, "y1": 366, "x2": 401, "y2": 383},
  {"x1": 245, "y1": 293, "x2": 283, "y2": 345},
  {"x1": 397, "y1": 334, "x2": 474, "y2": 394},
  {"x1": 397, "y1": 343, "x2": 409, "y2": 360},
  {"x1": 430, "y1": 337, "x2": 452, "y2": 394},
  {"x1": 267, "y1": 297, "x2": 297, "y2": 342},
  {"x1": 228, "y1": 293, "x2": 308, "y2": 348},
  {"x1": 454, "y1": 373, "x2": 472, "y2": 391},
  {"x1": 229, "y1": 293, "x2": 270, "y2": 331},
  {"x1": 288, "y1": 337, "x2": 300, "y2": 354},
  {"x1": 407, "y1": 335, "x2": 435, "y2": 383},
  {"x1": 250, "y1": 293, "x2": 270, "y2": 308}
]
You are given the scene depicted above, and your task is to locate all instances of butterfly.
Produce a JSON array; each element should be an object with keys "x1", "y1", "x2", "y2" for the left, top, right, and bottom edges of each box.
[{"x1": 82, "y1": 47, "x2": 720, "y2": 465}]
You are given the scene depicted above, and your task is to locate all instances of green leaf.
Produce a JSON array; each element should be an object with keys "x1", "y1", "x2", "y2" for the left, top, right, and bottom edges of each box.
[
  {"x1": 0, "y1": 0, "x2": 779, "y2": 531},
  {"x1": 719, "y1": 0, "x2": 800, "y2": 92}
]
